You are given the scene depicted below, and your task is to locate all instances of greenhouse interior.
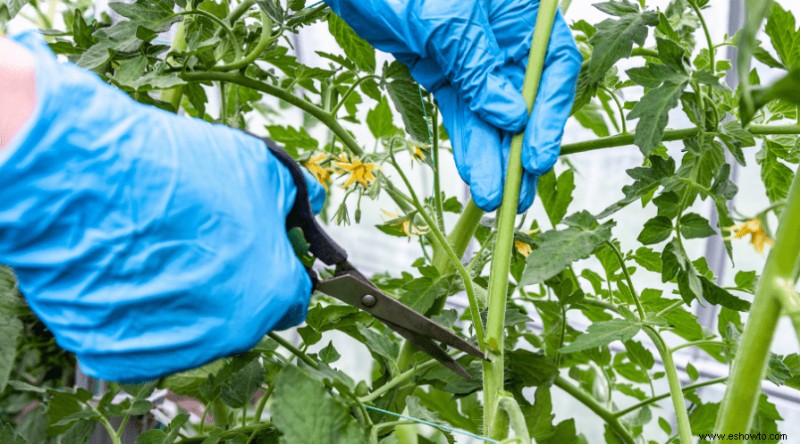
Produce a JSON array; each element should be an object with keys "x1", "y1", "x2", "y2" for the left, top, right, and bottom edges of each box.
[{"x1": 2, "y1": 0, "x2": 800, "y2": 443}]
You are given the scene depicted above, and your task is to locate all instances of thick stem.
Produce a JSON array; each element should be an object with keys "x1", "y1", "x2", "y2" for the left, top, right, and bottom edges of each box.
[
  {"x1": 431, "y1": 199, "x2": 483, "y2": 275},
  {"x1": 715, "y1": 170, "x2": 800, "y2": 439},
  {"x1": 554, "y1": 376, "x2": 635, "y2": 444},
  {"x1": 645, "y1": 326, "x2": 692, "y2": 443},
  {"x1": 483, "y1": 1, "x2": 559, "y2": 437}
]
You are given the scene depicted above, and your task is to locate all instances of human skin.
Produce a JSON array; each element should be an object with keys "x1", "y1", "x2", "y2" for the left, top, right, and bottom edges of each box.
[{"x1": 0, "y1": 36, "x2": 36, "y2": 151}]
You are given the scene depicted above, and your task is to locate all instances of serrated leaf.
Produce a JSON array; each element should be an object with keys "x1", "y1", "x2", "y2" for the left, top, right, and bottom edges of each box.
[
  {"x1": 560, "y1": 319, "x2": 641, "y2": 353},
  {"x1": 271, "y1": 366, "x2": 365, "y2": 443},
  {"x1": 266, "y1": 125, "x2": 319, "y2": 155},
  {"x1": 765, "y1": 3, "x2": 800, "y2": 69},
  {"x1": 220, "y1": 360, "x2": 264, "y2": 407},
  {"x1": 385, "y1": 62, "x2": 434, "y2": 143},
  {"x1": 679, "y1": 213, "x2": 716, "y2": 239},
  {"x1": 589, "y1": 5, "x2": 658, "y2": 84},
  {"x1": 366, "y1": 96, "x2": 399, "y2": 140},
  {"x1": 538, "y1": 168, "x2": 575, "y2": 226},
  {"x1": 327, "y1": 13, "x2": 375, "y2": 73},
  {"x1": 520, "y1": 220, "x2": 615, "y2": 285},
  {"x1": 637, "y1": 216, "x2": 673, "y2": 245},
  {"x1": 627, "y1": 80, "x2": 688, "y2": 155},
  {"x1": 507, "y1": 350, "x2": 557, "y2": 387},
  {"x1": 633, "y1": 247, "x2": 662, "y2": 273},
  {"x1": 757, "y1": 144, "x2": 795, "y2": 205}
]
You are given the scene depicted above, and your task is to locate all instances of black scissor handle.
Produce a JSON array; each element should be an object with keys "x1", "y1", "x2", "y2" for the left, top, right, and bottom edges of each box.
[{"x1": 259, "y1": 136, "x2": 348, "y2": 267}]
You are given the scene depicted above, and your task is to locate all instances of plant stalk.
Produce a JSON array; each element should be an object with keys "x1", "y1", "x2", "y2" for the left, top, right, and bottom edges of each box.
[
  {"x1": 644, "y1": 326, "x2": 692, "y2": 443},
  {"x1": 483, "y1": 0, "x2": 560, "y2": 437},
  {"x1": 554, "y1": 376, "x2": 635, "y2": 444},
  {"x1": 715, "y1": 170, "x2": 800, "y2": 439}
]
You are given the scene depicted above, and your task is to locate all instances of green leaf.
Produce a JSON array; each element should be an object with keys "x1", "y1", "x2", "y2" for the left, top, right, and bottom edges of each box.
[
  {"x1": 318, "y1": 341, "x2": 341, "y2": 364},
  {"x1": 0, "y1": 268, "x2": 22, "y2": 393},
  {"x1": 366, "y1": 96, "x2": 399, "y2": 140},
  {"x1": 679, "y1": 213, "x2": 716, "y2": 239},
  {"x1": 735, "y1": 270, "x2": 759, "y2": 292},
  {"x1": 266, "y1": 125, "x2": 319, "y2": 155},
  {"x1": 220, "y1": 360, "x2": 264, "y2": 408},
  {"x1": 637, "y1": 216, "x2": 673, "y2": 245},
  {"x1": 560, "y1": 319, "x2": 641, "y2": 353},
  {"x1": 701, "y1": 277, "x2": 751, "y2": 312},
  {"x1": 627, "y1": 80, "x2": 688, "y2": 155},
  {"x1": 385, "y1": 62, "x2": 434, "y2": 143},
  {"x1": 271, "y1": 366, "x2": 365, "y2": 444},
  {"x1": 327, "y1": 13, "x2": 375, "y2": 73},
  {"x1": 765, "y1": 3, "x2": 800, "y2": 69},
  {"x1": 507, "y1": 350, "x2": 557, "y2": 387},
  {"x1": 624, "y1": 340, "x2": 655, "y2": 370},
  {"x1": 598, "y1": 155, "x2": 676, "y2": 218},
  {"x1": 633, "y1": 247, "x2": 662, "y2": 273},
  {"x1": 718, "y1": 120, "x2": 755, "y2": 166},
  {"x1": 355, "y1": 324, "x2": 399, "y2": 363},
  {"x1": 109, "y1": 0, "x2": 178, "y2": 32},
  {"x1": 757, "y1": 142, "x2": 795, "y2": 205},
  {"x1": 400, "y1": 270, "x2": 452, "y2": 314},
  {"x1": 524, "y1": 388, "x2": 555, "y2": 441},
  {"x1": 520, "y1": 217, "x2": 615, "y2": 285},
  {"x1": 589, "y1": 3, "x2": 658, "y2": 84},
  {"x1": 134, "y1": 414, "x2": 189, "y2": 444},
  {"x1": 538, "y1": 168, "x2": 575, "y2": 226}
]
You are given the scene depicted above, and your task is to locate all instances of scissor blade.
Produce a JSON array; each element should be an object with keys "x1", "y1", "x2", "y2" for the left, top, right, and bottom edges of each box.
[
  {"x1": 385, "y1": 320, "x2": 472, "y2": 379},
  {"x1": 316, "y1": 273, "x2": 487, "y2": 362}
]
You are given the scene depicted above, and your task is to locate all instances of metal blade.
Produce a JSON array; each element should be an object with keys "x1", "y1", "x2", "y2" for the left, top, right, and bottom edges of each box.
[
  {"x1": 384, "y1": 319, "x2": 472, "y2": 379},
  {"x1": 316, "y1": 272, "x2": 487, "y2": 362}
]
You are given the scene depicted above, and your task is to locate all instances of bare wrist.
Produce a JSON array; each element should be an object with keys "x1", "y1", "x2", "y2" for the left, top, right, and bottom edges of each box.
[{"x1": 0, "y1": 37, "x2": 37, "y2": 151}]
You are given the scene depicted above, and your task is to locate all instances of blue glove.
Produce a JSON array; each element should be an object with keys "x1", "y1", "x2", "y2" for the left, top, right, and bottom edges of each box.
[
  {"x1": 0, "y1": 32, "x2": 325, "y2": 382},
  {"x1": 326, "y1": 0, "x2": 582, "y2": 212}
]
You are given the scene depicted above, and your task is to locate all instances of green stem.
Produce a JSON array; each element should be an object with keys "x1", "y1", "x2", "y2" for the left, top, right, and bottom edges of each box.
[
  {"x1": 614, "y1": 377, "x2": 727, "y2": 418},
  {"x1": 496, "y1": 395, "x2": 530, "y2": 443},
  {"x1": 359, "y1": 358, "x2": 438, "y2": 404},
  {"x1": 431, "y1": 199, "x2": 483, "y2": 275},
  {"x1": 670, "y1": 339, "x2": 725, "y2": 354},
  {"x1": 554, "y1": 376, "x2": 635, "y2": 444},
  {"x1": 715, "y1": 170, "x2": 800, "y2": 439},
  {"x1": 560, "y1": 125, "x2": 800, "y2": 156},
  {"x1": 176, "y1": 422, "x2": 274, "y2": 444},
  {"x1": 600, "y1": 86, "x2": 627, "y2": 134},
  {"x1": 644, "y1": 326, "x2": 692, "y2": 443},
  {"x1": 161, "y1": 21, "x2": 187, "y2": 110},
  {"x1": 484, "y1": 1, "x2": 559, "y2": 437},
  {"x1": 268, "y1": 332, "x2": 319, "y2": 368},
  {"x1": 689, "y1": 0, "x2": 715, "y2": 73},
  {"x1": 655, "y1": 300, "x2": 685, "y2": 318},
  {"x1": 228, "y1": 0, "x2": 256, "y2": 23},
  {"x1": 388, "y1": 147, "x2": 485, "y2": 346},
  {"x1": 253, "y1": 385, "x2": 273, "y2": 423},
  {"x1": 212, "y1": 399, "x2": 229, "y2": 428},
  {"x1": 431, "y1": 109, "x2": 445, "y2": 233},
  {"x1": 214, "y1": 11, "x2": 274, "y2": 71},
  {"x1": 330, "y1": 75, "x2": 381, "y2": 116},
  {"x1": 606, "y1": 241, "x2": 645, "y2": 319},
  {"x1": 179, "y1": 71, "x2": 363, "y2": 156},
  {"x1": 175, "y1": 10, "x2": 241, "y2": 58}
]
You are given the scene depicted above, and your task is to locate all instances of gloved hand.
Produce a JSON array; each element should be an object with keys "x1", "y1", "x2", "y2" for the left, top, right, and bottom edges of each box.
[
  {"x1": 0, "y1": 32, "x2": 325, "y2": 382},
  {"x1": 326, "y1": 0, "x2": 582, "y2": 212}
]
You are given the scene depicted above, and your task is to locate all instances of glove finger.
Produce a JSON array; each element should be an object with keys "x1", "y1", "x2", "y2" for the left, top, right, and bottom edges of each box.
[
  {"x1": 301, "y1": 169, "x2": 326, "y2": 215},
  {"x1": 487, "y1": 0, "x2": 539, "y2": 64},
  {"x1": 436, "y1": 85, "x2": 505, "y2": 212},
  {"x1": 521, "y1": 10, "x2": 582, "y2": 176},
  {"x1": 426, "y1": 3, "x2": 528, "y2": 133}
]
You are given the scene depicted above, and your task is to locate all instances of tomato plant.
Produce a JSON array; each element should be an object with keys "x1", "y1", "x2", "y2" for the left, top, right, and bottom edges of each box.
[{"x1": 2, "y1": 0, "x2": 800, "y2": 443}]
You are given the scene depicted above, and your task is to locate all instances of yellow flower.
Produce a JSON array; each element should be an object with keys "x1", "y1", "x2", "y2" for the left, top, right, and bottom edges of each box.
[
  {"x1": 333, "y1": 155, "x2": 378, "y2": 189},
  {"x1": 412, "y1": 146, "x2": 426, "y2": 161},
  {"x1": 304, "y1": 153, "x2": 332, "y2": 190},
  {"x1": 725, "y1": 218, "x2": 774, "y2": 254},
  {"x1": 514, "y1": 240, "x2": 532, "y2": 257},
  {"x1": 381, "y1": 210, "x2": 429, "y2": 237}
]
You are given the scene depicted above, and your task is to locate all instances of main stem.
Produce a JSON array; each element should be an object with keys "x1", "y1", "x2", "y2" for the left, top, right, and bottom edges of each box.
[
  {"x1": 715, "y1": 170, "x2": 800, "y2": 440},
  {"x1": 483, "y1": 1, "x2": 560, "y2": 438}
]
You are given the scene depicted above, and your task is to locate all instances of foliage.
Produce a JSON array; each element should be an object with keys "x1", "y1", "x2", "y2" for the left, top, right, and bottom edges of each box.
[{"x1": 1, "y1": 0, "x2": 800, "y2": 443}]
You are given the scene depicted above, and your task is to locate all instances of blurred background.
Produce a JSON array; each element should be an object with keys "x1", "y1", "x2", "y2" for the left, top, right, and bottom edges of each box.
[{"x1": 8, "y1": 0, "x2": 800, "y2": 442}]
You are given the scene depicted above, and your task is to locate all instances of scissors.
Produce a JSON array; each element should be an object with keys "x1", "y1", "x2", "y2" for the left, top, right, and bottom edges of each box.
[{"x1": 263, "y1": 137, "x2": 487, "y2": 379}]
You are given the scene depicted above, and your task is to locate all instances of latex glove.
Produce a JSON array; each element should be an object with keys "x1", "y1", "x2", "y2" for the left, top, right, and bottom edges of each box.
[
  {"x1": 326, "y1": 0, "x2": 582, "y2": 212},
  {"x1": 0, "y1": 32, "x2": 325, "y2": 383}
]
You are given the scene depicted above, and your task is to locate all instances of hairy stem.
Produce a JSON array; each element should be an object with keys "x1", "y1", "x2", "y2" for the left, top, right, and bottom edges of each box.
[
  {"x1": 484, "y1": 1, "x2": 559, "y2": 437},
  {"x1": 179, "y1": 71, "x2": 363, "y2": 156},
  {"x1": 359, "y1": 358, "x2": 438, "y2": 404},
  {"x1": 715, "y1": 170, "x2": 800, "y2": 439},
  {"x1": 214, "y1": 10, "x2": 274, "y2": 71}
]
